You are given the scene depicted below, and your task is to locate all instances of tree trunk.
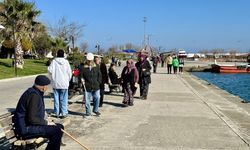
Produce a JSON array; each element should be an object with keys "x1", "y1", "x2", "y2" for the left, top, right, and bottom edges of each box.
[{"x1": 15, "y1": 37, "x2": 24, "y2": 69}]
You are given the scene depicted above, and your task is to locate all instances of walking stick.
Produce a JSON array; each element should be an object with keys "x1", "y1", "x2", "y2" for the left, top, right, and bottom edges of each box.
[{"x1": 61, "y1": 129, "x2": 90, "y2": 150}]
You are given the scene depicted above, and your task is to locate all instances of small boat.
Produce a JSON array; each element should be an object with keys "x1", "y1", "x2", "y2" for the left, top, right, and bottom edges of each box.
[{"x1": 211, "y1": 64, "x2": 250, "y2": 73}]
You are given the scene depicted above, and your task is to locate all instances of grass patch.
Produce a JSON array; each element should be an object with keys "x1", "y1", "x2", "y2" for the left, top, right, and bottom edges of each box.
[{"x1": 0, "y1": 59, "x2": 48, "y2": 79}]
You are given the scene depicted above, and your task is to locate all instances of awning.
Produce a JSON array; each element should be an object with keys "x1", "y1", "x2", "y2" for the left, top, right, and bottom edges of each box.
[{"x1": 122, "y1": 49, "x2": 137, "y2": 53}]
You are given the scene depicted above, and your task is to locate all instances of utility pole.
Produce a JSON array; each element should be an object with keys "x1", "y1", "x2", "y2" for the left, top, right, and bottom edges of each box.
[
  {"x1": 143, "y1": 17, "x2": 147, "y2": 48},
  {"x1": 147, "y1": 34, "x2": 152, "y2": 46}
]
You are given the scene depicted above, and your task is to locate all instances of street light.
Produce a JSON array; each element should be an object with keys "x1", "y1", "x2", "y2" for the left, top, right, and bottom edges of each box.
[
  {"x1": 95, "y1": 44, "x2": 100, "y2": 54},
  {"x1": 143, "y1": 17, "x2": 147, "y2": 47},
  {"x1": 70, "y1": 35, "x2": 74, "y2": 49}
]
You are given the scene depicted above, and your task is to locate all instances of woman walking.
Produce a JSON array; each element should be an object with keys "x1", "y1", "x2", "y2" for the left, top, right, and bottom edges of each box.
[{"x1": 121, "y1": 59, "x2": 139, "y2": 106}]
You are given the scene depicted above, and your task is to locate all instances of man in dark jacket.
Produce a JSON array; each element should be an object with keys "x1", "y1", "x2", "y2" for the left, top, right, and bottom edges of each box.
[
  {"x1": 94, "y1": 56, "x2": 109, "y2": 107},
  {"x1": 136, "y1": 52, "x2": 152, "y2": 100},
  {"x1": 80, "y1": 53, "x2": 102, "y2": 116},
  {"x1": 14, "y1": 75, "x2": 64, "y2": 150}
]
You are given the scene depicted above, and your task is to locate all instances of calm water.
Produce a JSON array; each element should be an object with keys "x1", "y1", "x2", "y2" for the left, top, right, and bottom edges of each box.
[{"x1": 192, "y1": 72, "x2": 250, "y2": 102}]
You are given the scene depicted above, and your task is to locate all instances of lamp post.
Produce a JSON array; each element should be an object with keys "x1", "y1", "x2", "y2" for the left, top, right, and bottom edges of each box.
[
  {"x1": 71, "y1": 35, "x2": 75, "y2": 49},
  {"x1": 95, "y1": 44, "x2": 100, "y2": 54}
]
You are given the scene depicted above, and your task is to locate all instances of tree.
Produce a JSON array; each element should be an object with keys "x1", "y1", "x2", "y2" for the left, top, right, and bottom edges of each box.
[
  {"x1": 0, "y1": 0, "x2": 41, "y2": 69},
  {"x1": 79, "y1": 42, "x2": 88, "y2": 52},
  {"x1": 49, "y1": 17, "x2": 85, "y2": 49},
  {"x1": 51, "y1": 37, "x2": 68, "y2": 56},
  {"x1": 21, "y1": 38, "x2": 31, "y2": 51},
  {"x1": 108, "y1": 45, "x2": 118, "y2": 56},
  {"x1": 33, "y1": 33, "x2": 52, "y2": 58},
  {"x1": 0, "y1": 37, "x2": 14, "y2": 58}
]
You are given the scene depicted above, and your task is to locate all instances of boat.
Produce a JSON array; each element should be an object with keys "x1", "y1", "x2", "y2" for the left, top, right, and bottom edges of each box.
[{"x1": 211, "y1": 64, "x2": 250, "y2": 73}]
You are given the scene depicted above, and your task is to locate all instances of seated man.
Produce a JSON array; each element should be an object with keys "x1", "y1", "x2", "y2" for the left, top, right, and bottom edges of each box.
[{"x1": 14, "y1": 75, "x2": 64, "y2": 150}]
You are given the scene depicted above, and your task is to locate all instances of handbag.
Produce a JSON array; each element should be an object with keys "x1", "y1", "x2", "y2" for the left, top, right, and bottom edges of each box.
[{"x1": 142, "y1": 70, "x2": 151, "y2": 76}]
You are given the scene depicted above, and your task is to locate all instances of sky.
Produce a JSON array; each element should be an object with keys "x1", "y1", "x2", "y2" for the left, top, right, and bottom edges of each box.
[{"x1": 26, "y1": 0, "x2": 250, "y2": 52}]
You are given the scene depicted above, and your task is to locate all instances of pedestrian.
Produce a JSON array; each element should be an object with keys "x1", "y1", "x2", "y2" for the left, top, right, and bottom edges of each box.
[
  {"x1": 152, "y1": 55, "x2": 160, "y2": 73},
  {"x1": 95, "y1": 56, "x2": 109, "y2": 107},
  {"x1": 121, "y1": 59, "x2": 139, "y2": 106},
  {"x1": 117, "y1": 59, "x2": 121, "y2": 66},
  {"x1": 166, "y1": 54, "x2": 173, "y2": 74},
  {"x1": 172, "y1": 56, "x2": 179, "y2": 74},
  {"x1": 80, "y1": 53, "x2": 102, "y2": 116},
  {"x1": 136, "y1": 52, "x2": 152, "y2": 100},
  {"x1": 178, "y1": 57, "x2": 185, "y2": 74},
  {"x1": 14, "y1": 75, "x2": 65, "y2": 150},
  {"x1": 160, "y1": 54, "x2": 165, "y2": 67},
  {"x1": 48, "y1": 49, "x2": 72, "y2": 118}
]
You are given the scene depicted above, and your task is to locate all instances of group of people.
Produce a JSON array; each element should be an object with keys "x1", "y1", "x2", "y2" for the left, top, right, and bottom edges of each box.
[
  {"x1": 13, "y1": 49, "x2": 153, "y2": 150},
  {"x1": 120, "y1": 52, "x2": 151, "y2": 106},
  {"x1": 14, "y1": 50, "x2": 73, "y2": 150},
  {"x1": 165, "y1": 54, "x2": 185, "y2": 74},
  {"x1": 150, "y1": 54, "x2": 185, "y2": 74}
]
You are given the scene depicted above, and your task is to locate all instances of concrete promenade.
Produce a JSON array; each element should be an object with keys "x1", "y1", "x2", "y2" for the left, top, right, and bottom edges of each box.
[
  {"x1": 57, "y1": 66, "x2": 250, "y2": 150},
  {"x1": 0, "y1": 62, "x2": 250, "y2": 149}
]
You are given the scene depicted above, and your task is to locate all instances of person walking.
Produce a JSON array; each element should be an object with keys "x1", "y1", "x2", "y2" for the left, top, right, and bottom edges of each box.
[
  {"x1": 178, "y1": 57, "x2": 185, "y2": 74},
  {"x1": 166, "y1": 54, "x2": 173, "y2": 74},
  {"x1": 152, "y1": 55, "x2": 160, "y2": 73},
  {"x1": 121, "y1": 59, "x2": 139, "y2": 106},
  {"x1": 48, "y1": 49, "x2": 72, "y2": 118},
  {"x1": 80, "y1": 53, "x2": 102, "y2": 116},
  {"x1": 136, "y1": 52, "x2": 152, "y2": 100},
  {"x1": 95, "y1": 56, "x2": 109, "y2": 107},
  {"x1": 160, "y1": 54, "x2": 165, "y2": 67},
  {"x1": 14, "y1": 75, "x2": 64, "y2": 150},
  {"x1": 172, "y1": 56, "x2": 179, "y2": 74}
]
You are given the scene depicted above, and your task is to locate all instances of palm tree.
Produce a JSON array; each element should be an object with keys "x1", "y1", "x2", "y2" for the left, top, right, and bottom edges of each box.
[
  {"x1": 51, "y1": 37, "x2": 68, "y2": 56},
  {"x1": 0, "y1": 0, "x2": 41, "y2": 69}
]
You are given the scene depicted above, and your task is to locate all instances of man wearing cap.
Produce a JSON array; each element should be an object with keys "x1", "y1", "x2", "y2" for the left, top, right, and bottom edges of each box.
[
  {"x1": 14, "y1": 75, "x2": 64, "y2": 150},
  {"x1": 80, "y1": 53, "x2": 102, "y2": 116}
]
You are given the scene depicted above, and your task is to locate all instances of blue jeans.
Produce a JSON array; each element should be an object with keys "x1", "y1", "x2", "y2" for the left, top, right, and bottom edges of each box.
[
  {"x1": 53, "y1": 89, "x2": 68, "y2": 116},
  {"x1": 84, "y1": 90, "x2": 100, "y2": 114}
]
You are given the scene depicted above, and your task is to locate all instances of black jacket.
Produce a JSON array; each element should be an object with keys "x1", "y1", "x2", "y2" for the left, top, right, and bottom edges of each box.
[
  {"x1": 99, "y1": 63, "x2": 109, "y2": 88},
  {"x1": 136, "y1": 60, "x2": 152, "y2": 84},
  {"x1": 14, "y1": 86, "x2": 47, "y2": 136},
  {"x1": 109, "y1": 68, "x2": 119, "y2": 84},
  {"x1": 80, "y1": 63, "x2": 102, "y2": 92}
]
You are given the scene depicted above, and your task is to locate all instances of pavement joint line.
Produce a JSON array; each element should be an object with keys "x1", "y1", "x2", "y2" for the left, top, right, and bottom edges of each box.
[{"x1": 178, "y1": 74, "x2": 250, "y2": 147}]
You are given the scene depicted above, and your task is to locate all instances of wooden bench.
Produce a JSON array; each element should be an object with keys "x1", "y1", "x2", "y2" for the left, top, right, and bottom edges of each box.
[{"x1": 0, "y1": 112, "x2": 48, "y2": 150}]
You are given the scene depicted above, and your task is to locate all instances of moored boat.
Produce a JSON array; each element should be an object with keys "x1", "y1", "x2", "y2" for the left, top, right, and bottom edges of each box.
[{"x1": 211, "y1": 64, "x2": 250, "y2": 73}]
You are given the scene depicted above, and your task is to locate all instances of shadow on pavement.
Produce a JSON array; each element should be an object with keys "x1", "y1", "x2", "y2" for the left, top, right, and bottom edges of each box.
[
  {"x1": 68, "y1": 110, "x2": 84, "y2": 117},
  {"x1": 103, "y1": 101, "x2": 127, "y2": 108}
]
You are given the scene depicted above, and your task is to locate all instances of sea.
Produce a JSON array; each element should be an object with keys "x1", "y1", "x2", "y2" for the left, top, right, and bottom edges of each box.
[{"x1": 192, "y1": 72, "x2": 250, "y2": 102}]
